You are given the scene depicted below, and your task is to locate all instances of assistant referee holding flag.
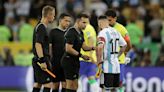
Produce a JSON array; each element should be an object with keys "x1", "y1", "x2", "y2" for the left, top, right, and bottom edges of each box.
[{"x1": 32, "y1": 5, "x2": 55, "y2": 92}]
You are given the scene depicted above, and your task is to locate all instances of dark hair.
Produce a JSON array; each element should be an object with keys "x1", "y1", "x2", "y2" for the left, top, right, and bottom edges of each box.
[
  {"x1": 59, "y1": 13, "x2": 71, "y2": 20},
  {"x1": 76, "y1": 13, "x2": 89, "y2": 20},
  {"x1": 98, "y1": 15, "x2": 107, "y2": 20},
  {"x1": 105, "y1": 9, "x2": 117, "y2": 18}
]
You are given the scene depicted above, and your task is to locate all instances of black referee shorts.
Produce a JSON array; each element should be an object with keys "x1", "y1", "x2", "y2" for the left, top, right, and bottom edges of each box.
[
  {"x1": 100, "y1": 73, "x2": 120, "y2": 89},
  {"x1": 51, "y1": 61, "x2": 65, "y2": 82},
  {"x1": 61, "y1": 55, "x2": 79, "y2": 80},
  {"x1": 32, "y1": 58, "x2": 51, "y2": 84}
]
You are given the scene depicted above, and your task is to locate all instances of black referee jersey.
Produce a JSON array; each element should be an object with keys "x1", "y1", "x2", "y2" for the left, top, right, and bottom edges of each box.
[
  {"x1": 32, "y1": 23, "x2": 49, "y2": 58},
  {"x1": 49, "y1": 28, "x2": 66, "y2": 66}
]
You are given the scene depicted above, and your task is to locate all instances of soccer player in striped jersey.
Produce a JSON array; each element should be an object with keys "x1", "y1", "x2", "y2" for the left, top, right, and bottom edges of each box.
[
  {"x1": 105, "y1": 9, "x2": 132, "y2": 92},
  {"x1": 97, "y1": 15, "x2": 127, "y2": 92}
]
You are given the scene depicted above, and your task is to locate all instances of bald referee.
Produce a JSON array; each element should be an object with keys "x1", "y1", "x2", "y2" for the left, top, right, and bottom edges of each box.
[{"x1": 32, "y1": 5, "x2": 55, "y2": 92}]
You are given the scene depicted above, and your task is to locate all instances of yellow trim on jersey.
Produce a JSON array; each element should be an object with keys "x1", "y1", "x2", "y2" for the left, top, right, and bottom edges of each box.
[
  {"x1": 80, "y1": 24, "x2": 97, "y2": 62},
  {"x1": 114, "y1": 22, "x2": 128, "y2": 64}
]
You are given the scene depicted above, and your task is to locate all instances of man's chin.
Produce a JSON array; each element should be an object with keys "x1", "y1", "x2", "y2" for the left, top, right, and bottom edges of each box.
[{"x1": 49, "y1": 21, "x2": 53, "y2": 23}]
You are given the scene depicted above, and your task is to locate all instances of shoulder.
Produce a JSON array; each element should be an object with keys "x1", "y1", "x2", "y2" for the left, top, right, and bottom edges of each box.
[
  {"x1": 35, "y1": 23, "x2": 46, "y2": 33},
  {"x1": 116, "y1": 23, "x2": 125, "y2": 28},
  {"x1": 67, "y1": 27, "x2": 76, "y2": 33},
  {"x1": 87, "y1": 24, "x2": 95, "y2": 31},
  {"x1": 117, "y1": 23, "x2": 127, "y2": 31},
  {"x1": 84, "y1": 25, "x2": 95, "y2": 36},
  {"x1": 50, "y1": 28, "x2": 60, "y2": 33},
  {"x1": 65, "y1": 27, "x2": 76, "y2": 36},
  {"x1": 107, "y1": 26, "x2": 117, "y2": 33},
  {"x1": 36, "y1": 23, "x2": 45, "y2": 29},
  {"x1": 49, "y1": 28, "x2": 60, "y2": 36},
  {"x1": 115, "y1": 23, "x2": 128, "y2": 36},
  {"x1": 98, "y1": 28, "x2": 107, "y2": 36}
]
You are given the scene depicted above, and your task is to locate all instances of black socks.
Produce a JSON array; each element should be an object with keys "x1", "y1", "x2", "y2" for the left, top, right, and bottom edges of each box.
[
  {"x1": 52, "y1": 89, "x2": 59, "y2": 92},
  {"x1": 43, "y1": 87, "x2": 51, "y2": 92},
  {"x1": 62, "y1": 88, "x2": 66, "y2": 92},
  {"x1": 32, "y1": 87, "x2": 40, "y2": 92},
  {"x1": 65, "y1": 89, "x2": 76, "y2": 92}
]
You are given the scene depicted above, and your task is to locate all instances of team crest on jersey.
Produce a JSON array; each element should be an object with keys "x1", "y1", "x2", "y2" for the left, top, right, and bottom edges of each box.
[
  {"x1": 79, "y1": 37, "x2": 82, "y2": 41},
  {"x1": 46, "y1": 77, "x2": 50, "y2": 81}
]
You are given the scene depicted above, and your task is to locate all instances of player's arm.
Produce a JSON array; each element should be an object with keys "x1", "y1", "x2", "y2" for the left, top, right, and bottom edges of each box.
[
  {"x1": 35, "y1": 28, "x2": 47, "y2": 70},
  {"x1": 35, "y1": 43, "x2": 44, "y2": 58},
  {"x1": 65, "y1": 29, "x2": 80, "y2": 56},
  {"x1": 88, "y1": 36, "x2": 96, "y2": 62},
  {"x1": 124, "y1": 34, "x2": 132, "y2": 55},
  {"x1": 66, "y1": 43, "x2": 80, "y2": 56},
  {"x1": 118, "y1": 33, "x2": 127, "y2": 58},
  {"x1": 82, "y1": 41, "x2": 95, "y2": 51},
  {"x1": 35, "y1": 27, "x2": 46, "y2": 59},
  {"x1": 35, "y1": 43, "x2": 47, "y2": 71},
  {"x1": 96, "y1": 37, "x2": 105, "y2": 65},
  {"x1": 65, "y1": 29, "x2": 89, "y2": 60},
  {"x1": 87, "y1": 36, "x2": 95, "y2": 48},
  {"x1": 83, "y1": 35, "x2": 96, "y2": 63},
  {"x1": 66, "y1": 43, "x2": 90, "y2": 60}
]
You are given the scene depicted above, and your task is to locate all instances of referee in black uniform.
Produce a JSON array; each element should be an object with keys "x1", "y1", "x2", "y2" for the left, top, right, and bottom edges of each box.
[
  {"x1": 32, "y1": 5, "x2": 55, "y2": 92},
  {"x1": 49, "y1": 13, "x2": 71, "y2": 92},
  {"x1": 61, "y1": 13, "x2": 95, "y2": 92}
]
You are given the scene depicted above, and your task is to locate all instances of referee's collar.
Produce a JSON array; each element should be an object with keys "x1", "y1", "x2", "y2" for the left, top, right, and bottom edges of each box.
[
  {"x1": 39, "y1": 22, "x2": 47, "y2": 28},
  {"x1": 42, "y1": 23, "x2": 48, "y2": 28}
]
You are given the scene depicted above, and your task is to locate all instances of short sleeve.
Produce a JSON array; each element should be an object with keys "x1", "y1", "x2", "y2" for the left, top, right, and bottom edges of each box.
[
  {"x1": 36, "y1": 25, "x2": 46, "y2": 44},
  {"x1": 65, "y1": 28, "x2": 76, "y2": 44},
  {"x1": 97, "y1": 31, "x2": 106, "y2": 45},
  {"x1": 121, "y1": 25, "x2": 128, "y2": 37},
  {"x1": 86, "y1": 25, "x2": 95, "y2": 38}
]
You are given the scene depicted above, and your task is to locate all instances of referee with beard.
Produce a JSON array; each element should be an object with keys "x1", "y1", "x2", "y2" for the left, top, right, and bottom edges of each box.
[{"x1": 61, "y1": 13, "x2": 95, "y2": 92}]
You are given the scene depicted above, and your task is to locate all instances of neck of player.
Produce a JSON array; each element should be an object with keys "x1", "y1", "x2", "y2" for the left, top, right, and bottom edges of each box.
[
  {"x1": 74, "y1": 23, "x2": 81, "y2": 33},
  {"x1": 41, "y1": 18, "x2": 48, "y2": 27},
  {"x1": 101, "y1": 24, "x2": 109, "y2": 29},
  {"x1": 58, "y1": 25, "x2": 66, "y2": 31}
]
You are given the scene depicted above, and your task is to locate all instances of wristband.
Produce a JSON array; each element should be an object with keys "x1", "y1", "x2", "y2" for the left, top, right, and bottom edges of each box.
[{"x1": 38, "y1": 57, "x2": 47, "y2": 63}]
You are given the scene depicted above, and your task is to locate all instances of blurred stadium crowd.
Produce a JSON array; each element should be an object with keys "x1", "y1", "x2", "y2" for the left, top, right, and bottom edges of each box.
[{"x1": 0, "y1": 0, "x2": 164, "y2": 67}]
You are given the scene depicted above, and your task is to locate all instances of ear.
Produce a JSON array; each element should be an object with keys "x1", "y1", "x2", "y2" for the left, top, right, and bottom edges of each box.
[
  {"x1": 76, "y1": 19, "x2": 80, "y2": 24},
  {"x1": 115, "y1": 17, "x2": 117, "y2": 21}
]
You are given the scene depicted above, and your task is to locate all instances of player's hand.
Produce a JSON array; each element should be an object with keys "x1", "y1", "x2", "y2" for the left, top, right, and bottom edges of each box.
[
  {"x1": 40, "y1": 62, "x2": 47, "y2": 71},
  {"x1": 95, "y1": 64, "x2": 102, "y2": 78},
  {"x1": 125, "y1": 57, "x2": 131, "y2": 64},
  {"x1": 81, "y1": 55, "x2": 90, "y2": 60},
  {"x1": 96, "y1": 61, "x2": 103, "y2": 66}
]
